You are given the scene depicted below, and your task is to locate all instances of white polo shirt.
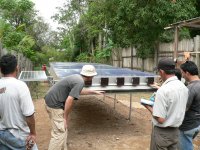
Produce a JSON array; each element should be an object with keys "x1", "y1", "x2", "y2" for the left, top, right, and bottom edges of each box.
[
  {"x1": 0, "y1": 77, "x2": 34, "y2": 140},
  {"x1": 152, "y1": 76, "x2": 188, "y2": 127}
]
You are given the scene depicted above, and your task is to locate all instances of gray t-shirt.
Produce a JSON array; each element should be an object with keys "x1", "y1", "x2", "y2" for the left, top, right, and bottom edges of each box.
[
  {"x1": 45, "y1": 74, "x2": 84, "y2": 109},
  {"x1": 179, "y1": 80, "x2": 200, "y2": 131}
]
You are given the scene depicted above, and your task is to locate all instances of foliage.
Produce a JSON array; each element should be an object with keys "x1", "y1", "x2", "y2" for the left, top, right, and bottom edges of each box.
[
  {"x1": 17, "y1": 35, "x2": 36, "y2": 59},
  {"x1": 3, "y1": 31, "x2": 25, "y2": 48},
  {"x1": 0, "y1": 0, "x2": 37, "y2": 61},
  {"x1": 94, "y1": 38, "x2": 114, "y2": 63},
  {"x1": 54, "y1": 0, "x2": 198, "y2": 61},
  {"x1": 107, "y1": 0, "x2": 197, "y2": 58},
  {"x1": 18, "y1": 35, "x2": 35, "y2": 49},
  {"x1": 75, "y1": 52, "x2": 91, "y2": 62},
  {"x1": 1, "y1": 0, "x2": 199, "y2": 66},
  {"x1": 0, "y1": 19, "x2": 13, "y2": 40},
  {"x1": 0, "y1": 19, "x2": 36, "y2": 61},
  {"x1": 75, "y1": 38, "x2": 114, "y2": 63},
  {"x1": 0, "y1": 0, "x2": 66, "y2": 65},
  {"x1": 0, "y1": 0, "x2": 36, "y2": 27},
  {"x1": 41, "y1": 46, "x2": 73, "y2": 63}
]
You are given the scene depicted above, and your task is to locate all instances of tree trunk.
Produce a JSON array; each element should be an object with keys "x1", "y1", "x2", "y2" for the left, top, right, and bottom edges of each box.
[
  {"x1": 98, "y1": 32, "x2": 102, "y2": 50},
  {"x1": 91, "y1": 39, "x2": 94, "y2": 55}
]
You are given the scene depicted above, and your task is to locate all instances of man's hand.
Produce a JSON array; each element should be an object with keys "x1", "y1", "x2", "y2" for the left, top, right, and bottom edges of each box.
[
  {"x1": 64, "y1": 118, "x2": 69, "y2": 130},
  {"x1": 94, "y1": 90, "x2": 105, "y2": 95},
  {"x1": 26, "y1": 134, "x2": 36, "y2": 150},
  {"x1": 81, "y1": 89, "x2": 105, "y2": 95},
  {"x1": 142, "y1": 104, "x2": 153, "y2": 114},
  {"x1": 64, "y1": 115, "x2": 70, "y2": 130},
  {"x1": 25, "y1": 114, "x2": 36, "y2": 150},
  {"x1": 150, "y1": 82, "x2": 160, "y2": 89},
  {"x1": 64, "y1": 96, "x2": 74, "y2": 131}
]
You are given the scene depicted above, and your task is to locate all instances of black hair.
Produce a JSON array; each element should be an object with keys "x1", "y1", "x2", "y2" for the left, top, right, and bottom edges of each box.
[
  {"x1": 0, "y1": 54, "x2": 17, "y2": 75},
  {"x1": 174, "y1": 68, "x2": 182, "y2": 81},
  {"x1": 180, "y1": 61, "x2": 198, "y2": 75},
  {"x1": 163, "y1": 69, "x2": 175, "y2": 75}
]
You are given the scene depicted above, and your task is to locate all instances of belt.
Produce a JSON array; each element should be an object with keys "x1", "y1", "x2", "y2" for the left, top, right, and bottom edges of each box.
[{"x1": 155, "y1": 126, "x2": 178, "y2": 129}]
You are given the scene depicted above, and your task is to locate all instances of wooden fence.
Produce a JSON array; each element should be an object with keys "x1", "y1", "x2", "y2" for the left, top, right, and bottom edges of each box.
[
  {"x1": 1, "y1": 35, "x2": 200, "y2": 74},
  {"x1": 112, "y1": 35, "x2": 200, "y2": 72}
]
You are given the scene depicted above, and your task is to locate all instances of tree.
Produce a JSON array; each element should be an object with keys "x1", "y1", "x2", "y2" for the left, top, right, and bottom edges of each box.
[
  {"x1": 0, "y1": 0, "x2": 64, "y2": 64},
  {"x1": 105, "y1": 0, "x2": 197, "y2": 58},
  {"x1": 0, "y1": 0, "x2": 36, "y2": 27},
  {"x1": 53, "y1": 0, "x2": 196, "y2": 62},
  {"x1": 27, "y1": 16, "x2": 56, "y2": 49},
  {"x1": 0, "y1": 0, "x2": 37, "y2": 60}
]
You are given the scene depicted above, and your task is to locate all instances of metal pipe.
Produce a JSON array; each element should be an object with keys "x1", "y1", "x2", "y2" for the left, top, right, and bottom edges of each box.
[
  {"x1": 114, "y1": 93, "x2": 116, "y2": 109},
  {"x1": 103, "y1": 93, "x2": 105, "y2": 101},
  {"x1": 129, "y1": 93, "x2": 133, "y2": 120}
]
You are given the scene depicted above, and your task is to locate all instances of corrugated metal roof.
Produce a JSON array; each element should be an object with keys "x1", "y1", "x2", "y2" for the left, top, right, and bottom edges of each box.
[{"x1": 165, "y1": 17, "x2": 200, "y2": 29}]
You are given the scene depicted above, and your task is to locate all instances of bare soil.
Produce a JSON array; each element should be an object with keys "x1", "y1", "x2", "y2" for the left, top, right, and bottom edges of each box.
[{"x1": 33, "y1": 83, "x2": 200, "y2": 150}]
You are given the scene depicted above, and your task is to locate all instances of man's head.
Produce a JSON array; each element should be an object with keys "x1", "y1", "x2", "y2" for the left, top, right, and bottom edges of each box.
[
  {"x1": 180, "y1": 61, "x2": 199, "y2": 82},
  {"x1": 80, "y1": 65, "x2": 97, "y2": 81},
  {"x1": 155, "y1": 58, "x2": 175, "y2": 81},
  {"x1": 155, "y1": 58, "x2": 175, "y2": 73},
  {"x1": 0, "y1": 54, "x2": 18, "y2": 75}
]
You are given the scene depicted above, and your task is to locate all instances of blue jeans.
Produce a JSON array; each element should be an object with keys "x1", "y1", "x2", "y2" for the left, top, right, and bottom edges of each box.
[
  {"x1": 179, "y1": 125, "x2": 200, "y2": 150},
  {"x1": 0, "y1": 130, "x2": 38, "y2": 150}
]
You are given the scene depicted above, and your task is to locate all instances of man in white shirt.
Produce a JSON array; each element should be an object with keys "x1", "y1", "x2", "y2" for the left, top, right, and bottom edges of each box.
[
  {"x1": 143, "y1": 58, "x2": 188, "y2": 150},
  {"x1": 0, "y1": 54, "x2": 38, "y2": 150}
]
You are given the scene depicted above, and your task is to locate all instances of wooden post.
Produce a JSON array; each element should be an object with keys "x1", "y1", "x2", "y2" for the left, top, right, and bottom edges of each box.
[
  {"x1": 174, "y1": 27, "x2": 179, "y2": 60},
  {"x1": 122, "y1": 56, "x2": 124, "y2": 68},
  {"x1": 131, "y1": 45, "x2": 133, "y2": 69},
  {"x1": 119, "y1": 48, "x2": 122, "y2": 67},
  {"x1": 194, "y1": 35, "x2": 200, "y2": 69},
  {"x1": 154, "y1": 42, "x2": 159, "y2": 72},
  {"x1": 141, "y1": 58, "x2": 144, "y2": 71},
  {"x1": 0, "y1": 42, "x2": 2, "y2": 57}
]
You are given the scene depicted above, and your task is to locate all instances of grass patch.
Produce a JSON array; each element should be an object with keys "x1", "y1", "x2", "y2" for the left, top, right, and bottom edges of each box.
[{"x1": 27, "y1": 82, "x2": 50, "y2": 100}]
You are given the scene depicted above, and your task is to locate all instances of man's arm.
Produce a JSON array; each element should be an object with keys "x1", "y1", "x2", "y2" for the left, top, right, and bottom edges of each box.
[
  {"x1": 81, "y1": 89, "x2": 105, "y2": 95},
  {"x1": 81, "y1": 89, "x2": 104, "y2": 95},
  {"x1": 186, "y1": 89, "x2": 194, "y2": 111},
  {"x1": 143, "y1": 104, "x2": 165, "y2": 124},
  {"x1": 153, "y1": 116, "x2": 165, "y2": 124},
  {"x1": 64, "y1": 96, "x2": 74, "y2": 130},
  {"x1": 143, "y1": 104, "x2": 153, "y2": 114},
  {"x1": 25, "y1": 114, "x2": 36, "y2": 149}
]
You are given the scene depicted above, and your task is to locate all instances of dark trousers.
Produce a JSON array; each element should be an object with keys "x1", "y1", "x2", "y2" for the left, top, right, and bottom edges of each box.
[{"x1": 150, "y1": 126, "x2": 179, "y2": 150}]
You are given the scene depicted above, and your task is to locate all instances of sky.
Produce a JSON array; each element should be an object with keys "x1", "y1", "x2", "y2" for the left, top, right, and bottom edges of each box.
[{"x1": 31, "y1": 0, "x2": 65, "y2": 30}]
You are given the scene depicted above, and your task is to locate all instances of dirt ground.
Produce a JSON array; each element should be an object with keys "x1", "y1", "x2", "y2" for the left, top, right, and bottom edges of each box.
[{"x1": 33, "y1": 83, "x2": 200, "y2": 150}]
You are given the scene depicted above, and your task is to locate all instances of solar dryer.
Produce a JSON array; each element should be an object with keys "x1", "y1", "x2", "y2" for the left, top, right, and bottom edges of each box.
[
  {"x1": 18, "y1": 71, "x2": 48, "y2": 81},
  {"x1": 18, "y1": 71, "x2": 48, "y2": 99},
  {"x1": 49, "y1": 62, "x2": 158, "y2": 120},
  {"x1": 49, "y1": 62, "x2": 158, "y2": 92}
]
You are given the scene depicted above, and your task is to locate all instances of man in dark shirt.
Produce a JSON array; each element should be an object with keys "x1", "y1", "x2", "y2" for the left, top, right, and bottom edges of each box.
[{"x1": 179, "y1": 61, "x2": 200, "y2": 150}]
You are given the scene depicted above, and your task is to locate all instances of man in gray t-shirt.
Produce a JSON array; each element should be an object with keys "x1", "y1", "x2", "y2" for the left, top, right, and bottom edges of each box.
[
  {"x1": 179, "y1": 61, "x2": 200, "y2": 150},
  {"x1": 45, "y1": 74, "x2": 84, "y2": 109},
  {"x1": 45, "y1": 65, "x2": 104, "y2": 150}
]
